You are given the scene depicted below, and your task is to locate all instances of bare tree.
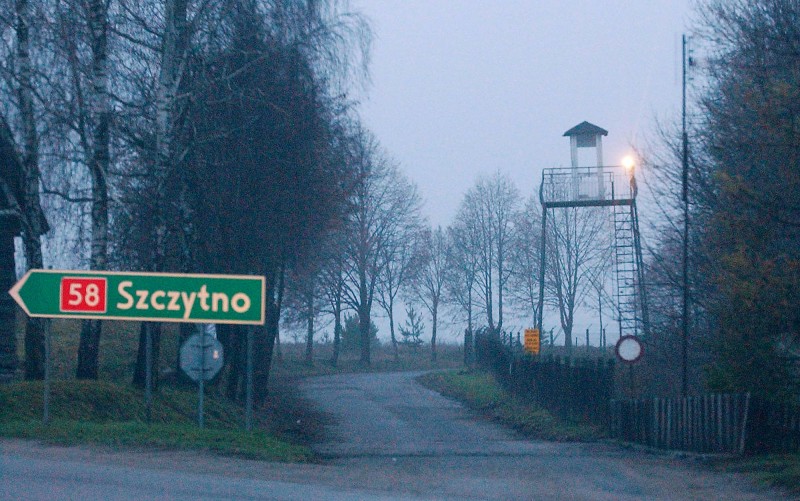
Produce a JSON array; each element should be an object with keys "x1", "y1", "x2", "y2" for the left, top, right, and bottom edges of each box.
[
  {"x1": 116, "y1": 0, "x2": 200, "y2": 388},
  {"x1": 0, "y1": 112, "x2": 48, "y2": 379},
  {"x1": 455, "y1": 172, "x2": 519, "y2": 331},
  {"x1": 413, "y1": 226, "x2": 448, "y2": 362},
  {"x1": 59, "y1": 0, "x2": 113, "y2": 379},
  {"x1": 283, "y1": 262, "x2": 326, "y2": 366},
  {"x1": 545, "y1": 206, "x2": 609, "y2": 349},
  {"x1": 342, "y1": 127, "x2": 421, "y2": 366},
  {"x1": 181, "y1": 3, "x2": 369, "y2": 397},
  {"x1": 508, "y1": 195, "x2": 542, "y2": 328},
  {"x1": 445, "y1": 219, "x2": 479, "y2": 360},
  {"x1": 319, "y1": 229, "x2": 349, "y2": 367},
  {"x1": 0, "y1": 0, "x2": 50, "y2": 380},
  {"x1": 375, "y1": 213, "x2": 421, "y2": 360}
]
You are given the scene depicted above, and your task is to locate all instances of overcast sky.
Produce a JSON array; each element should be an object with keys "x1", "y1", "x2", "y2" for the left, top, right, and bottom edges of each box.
[{"x1": 352, "y1": 0, "x2": 694, "y2": 226}]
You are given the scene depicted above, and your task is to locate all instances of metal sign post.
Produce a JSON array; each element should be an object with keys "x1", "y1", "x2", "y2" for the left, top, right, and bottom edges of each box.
[
  {"x1": 180, "y1": 328, "x2": 224, "y2": 428},
  {"x1": 145, "y1": 323, "x2": 152, "y2": 422},
  {"x1": 43, "y1": 319, "x2": 51, "y2": 425},
  {"x1": 616, "y1": 335, "x2": 643, "y2": 398},
  {"x1": 198, "y1": 330, "x2": 205, "y2": 429},
  {"x1": 245, "y1": 325, "x2": 253, "y2": 431}
]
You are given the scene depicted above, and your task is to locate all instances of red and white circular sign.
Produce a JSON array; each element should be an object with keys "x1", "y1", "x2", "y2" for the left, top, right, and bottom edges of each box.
[{"x1": 615, "y1": 335, "x2": 643, "y2": 364}]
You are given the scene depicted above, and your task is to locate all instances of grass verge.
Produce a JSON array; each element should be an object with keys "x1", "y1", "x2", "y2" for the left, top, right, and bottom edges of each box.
[
  {"x1": 417, "y1": 370, "x2": 602, "y2": 442},
  {"x1": 714, "y1": 454, "x2": 800, "y2": 495},
  {"x1": 0, "y1": 421, "x2": 310, "y2": 461},
  {"x1": 0, "y1": 380, "x2": 312, "y2": 462}
]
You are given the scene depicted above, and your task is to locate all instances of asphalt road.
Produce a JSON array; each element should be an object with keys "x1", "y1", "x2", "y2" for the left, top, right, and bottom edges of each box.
[
  {"x1": 0, "y1": 371, "x2": 787, "y2": 500},
  {"x1": 299, "y1": 371, "x2": 783, "y2": 500}
]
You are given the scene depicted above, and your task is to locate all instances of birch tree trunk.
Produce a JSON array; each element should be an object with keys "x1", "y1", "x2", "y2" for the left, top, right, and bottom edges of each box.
[
  {"x1": 15, "y1": 0, "x2": 48, "y2": 380},
  {"x1": 133, "y1": 0, "x2": 188, "y2": 388},
  {"x1": 76, "y1": 0, "x2": 111, "y2": 379}
]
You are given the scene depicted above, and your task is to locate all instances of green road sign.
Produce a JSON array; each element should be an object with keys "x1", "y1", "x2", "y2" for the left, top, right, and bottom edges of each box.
[{"x1": 9, "y1": 269, "x2": 265, "y2": 325}]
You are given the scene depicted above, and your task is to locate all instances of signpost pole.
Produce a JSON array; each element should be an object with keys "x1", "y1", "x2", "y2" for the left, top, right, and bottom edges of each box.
[
  {"x1": 145, "y1": 322, "x2": 152, "y2": 423},
  {"x1": 198, "y1": 328, "x2": 205, "y2": 429},
  {"x1": 43, "y1": 319, "x2": 51, "y2": 425},
  {"x1": 245, "y1": 325, "x2": 253, "y2": 431}
]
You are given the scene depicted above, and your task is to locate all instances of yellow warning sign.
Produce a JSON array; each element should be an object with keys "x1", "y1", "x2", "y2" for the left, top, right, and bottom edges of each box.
[{"x1": 524, "y1": 328, "x2": 540, "y2": 355}]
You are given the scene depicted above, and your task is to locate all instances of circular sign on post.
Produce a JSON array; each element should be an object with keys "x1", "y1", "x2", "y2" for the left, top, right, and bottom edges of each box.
[
  {"x1": 180, "y1": 331, "x2": 224, "y2": 381},
  {"x1": 615, "y1": 335, "x2": 643, "y2": 364}
]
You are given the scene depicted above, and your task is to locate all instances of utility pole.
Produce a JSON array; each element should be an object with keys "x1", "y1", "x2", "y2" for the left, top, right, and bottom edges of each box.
[{"x1": 681, "y1": 34, "x2": 690, "y2": 398}]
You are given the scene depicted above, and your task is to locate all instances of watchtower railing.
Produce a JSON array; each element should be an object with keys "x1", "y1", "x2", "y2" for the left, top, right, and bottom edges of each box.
[{"x1": 540, "y1": 165, "x2": 636, "y2": 208}]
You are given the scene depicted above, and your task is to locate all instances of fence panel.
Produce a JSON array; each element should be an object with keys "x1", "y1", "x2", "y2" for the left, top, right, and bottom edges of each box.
[
  {"x1": 474, "y1": 329, "x2": 615, "y2": 426},
  {"x1": 475, "y1": 328, "x2": 800, "y2": 455},
  {"x1": 609, "y1": 393, "x2": 753, "y2": 454}
]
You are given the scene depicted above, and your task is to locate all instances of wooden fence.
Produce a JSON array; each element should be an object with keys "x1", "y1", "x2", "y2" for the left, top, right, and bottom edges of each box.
[
  {"x1": 741, "y1": 398, "x2": 800, "y2": 453},
  {"x1": 475, "y1": 328, "x2": 614, "y2": 424},
  {"x1": 609, "y1": 393, "x2": 800, "y2": 454},
  {"x1": 475, "y1": 328, "x2": 800, "y2": 455},
  {"x1": 609, "y1": 394, "x2": 750, "y2": 454}
]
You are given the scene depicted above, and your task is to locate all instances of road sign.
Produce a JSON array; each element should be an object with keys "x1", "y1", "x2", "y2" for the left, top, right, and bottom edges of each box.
[
  {"x1": 9, "y1": 269, "x2": 265, "y2": 324},
  {"x1": 524, "y1": 328, "x2": 540, "y2": 355},
  {"x1": 615, "y1": 335, "x2": 643, "y2": 363},
  {"x1": 180, "y1": 332, "x2": 224, "y2": 382}
]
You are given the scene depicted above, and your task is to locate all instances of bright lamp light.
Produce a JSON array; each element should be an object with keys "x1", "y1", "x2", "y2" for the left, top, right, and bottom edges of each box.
[{"x1": 622, "y1": 155, "x2": 636, "y2": 171}]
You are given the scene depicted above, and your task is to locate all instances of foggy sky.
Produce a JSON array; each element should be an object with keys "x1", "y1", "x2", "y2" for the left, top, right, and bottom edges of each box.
[{"x1": 353, "y1": 0, "x2": 693, "y2": 226}]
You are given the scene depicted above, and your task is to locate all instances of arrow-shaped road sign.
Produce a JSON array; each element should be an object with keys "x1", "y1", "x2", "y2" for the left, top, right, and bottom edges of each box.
[{"x1": 9, "y1": 269, "x2": 265, "y2": 325}]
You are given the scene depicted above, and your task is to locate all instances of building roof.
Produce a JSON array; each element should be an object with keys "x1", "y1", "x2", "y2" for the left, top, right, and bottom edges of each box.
[{"x1": 563, "y1": 121, "x2": 608, "y2": 137}]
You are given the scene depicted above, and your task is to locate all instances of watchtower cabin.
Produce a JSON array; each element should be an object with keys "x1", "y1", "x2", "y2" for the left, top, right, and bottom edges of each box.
[{"x1": 537, "y1": 121, "x2": 649, "y2": 341}]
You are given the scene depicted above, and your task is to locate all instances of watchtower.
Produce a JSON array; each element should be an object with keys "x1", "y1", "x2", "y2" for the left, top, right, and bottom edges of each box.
[{"x1": 536, "y1": 122, "x2": 649, "y2": 341}]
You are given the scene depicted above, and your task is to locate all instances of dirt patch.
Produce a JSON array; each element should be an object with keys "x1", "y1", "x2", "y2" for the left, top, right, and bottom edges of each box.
[{"x1": 261, "y1": 373, "x2": 331, "y2": 447}]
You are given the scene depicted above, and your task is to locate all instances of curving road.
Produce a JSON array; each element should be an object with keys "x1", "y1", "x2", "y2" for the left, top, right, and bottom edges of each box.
[
  {"x1": 299, "y1": 371, "x2": 783, "y2": 500},
  {"x1": 0, "y1": 371, "x2": 787, "y2": 500}
]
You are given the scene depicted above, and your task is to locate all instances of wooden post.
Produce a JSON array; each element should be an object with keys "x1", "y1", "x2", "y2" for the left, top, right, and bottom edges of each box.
[
  {"x1": 733, "y1": 395, "x2": 741, "y2": 453},
  {"x1": 687, "y1": 397, "x2": 692, "y2": 450},
  {"x1": 717, "y1": 394, "x2": 723, "y2": 452},
  {"x1": 682, "y1": 397, "x2": 688, "y2": 450},
  {"x1": 666, "y1": 399, "x2": 672, "y2": 449},
  {"x1": 145, "y1": 322, "x2": 152, "y2": 423},
  {"x1": 245, "y1": 325, "x2": 253, "y2": 431},
  {"x1": 702, "y1": 395, "x2": 709, "y2": 453},
  {"x1": 43, "y1": 319, "x2": 51, "y2": 425},
  {"x1": 691, "y1": 397, "x2": 697, "y2": 450},
  {"x1": 198, "y1": 327, "x2": 205, "y2": 429},
  {"x1": 723, "y1": 394, "x2": 730, "y2": 451},
  {"x1": 652, "y1": 398, "x2": 659, "y2": 448},
  {"x1": 694, "y1": 397, "x2": 703, "y2": 451},
  {"x1": 738, "y1": 393, "x2": 750, "y2": 455}
]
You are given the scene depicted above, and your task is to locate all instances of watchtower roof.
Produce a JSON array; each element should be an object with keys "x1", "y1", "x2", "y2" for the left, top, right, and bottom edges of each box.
[{"x1": 563, "y1": 121, "x2": 608, "y2": 137}]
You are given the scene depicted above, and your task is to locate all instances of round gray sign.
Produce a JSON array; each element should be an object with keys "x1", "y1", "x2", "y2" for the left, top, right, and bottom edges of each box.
[
  {"x1": 615, "y1": 335, "x2": 643, "y2": 364},
  {"x1": 180, "y1": 332, "x2": 224, "y2": 381}
]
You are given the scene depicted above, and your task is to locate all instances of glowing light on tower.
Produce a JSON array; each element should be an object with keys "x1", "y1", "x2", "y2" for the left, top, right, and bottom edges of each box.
[{"x1": 622, "y1": 155, "x2": 636, "y2": 172}]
